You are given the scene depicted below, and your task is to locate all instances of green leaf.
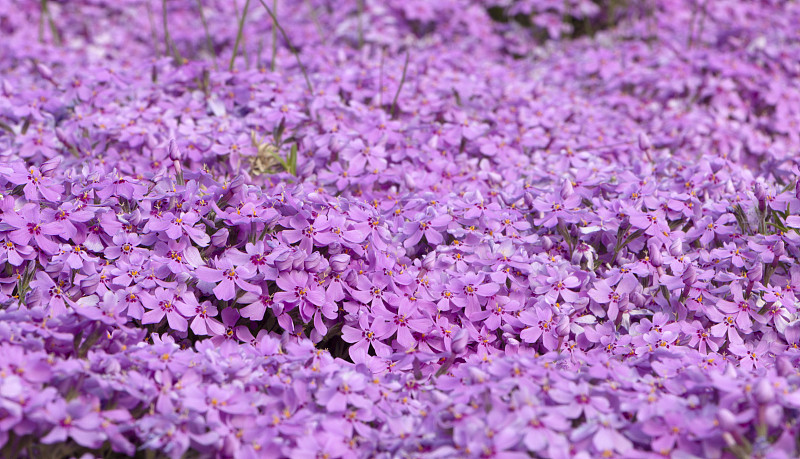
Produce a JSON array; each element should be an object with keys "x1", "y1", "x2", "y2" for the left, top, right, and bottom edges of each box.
[
  {"x1": 274, "y1": 117, "x2": 286, "y2": 145},
  {"x1": 288, "y1": 144, "x2": 298, "y2": 175}
]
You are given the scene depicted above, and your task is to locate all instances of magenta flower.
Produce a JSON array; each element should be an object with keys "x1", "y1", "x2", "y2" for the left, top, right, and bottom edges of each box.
[
  {"x1": 105, "y1": 232, "x2": 144, "y2": 260},
  {"x1": 29, "y1": 272, "x2": 75, "y2": 316},
  {"x1": 42, "y1": 202, "x2": 94, "y2": 241},
  {"x1": 373, "y1": 298, "x2": 428, "y2": 349}
]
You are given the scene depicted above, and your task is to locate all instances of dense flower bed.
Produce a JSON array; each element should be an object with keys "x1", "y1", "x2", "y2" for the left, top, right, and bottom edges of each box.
[{"x1": 2, "y1": 0, "x2": 800, "y2": 457}]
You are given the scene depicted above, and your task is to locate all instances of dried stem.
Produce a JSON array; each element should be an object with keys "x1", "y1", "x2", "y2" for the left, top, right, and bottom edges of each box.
[
  {"x1": 391, "y1": 51, "x2": 409, "y2": 119},
  {"x1": 39, "y1": 0, "x2": 61, "y2": 46},
  {"x1": 270, "y1": 0, "x2": 278, "y2": 71},
  {"x1": 162, "y1": 0, "x2": 183, "y2": 64},
  {"x1": 258, "y1": 0, "x2": 314, "y2": 93},
  {"x1": 356, "y1": 0, "x2": 364, "y2": 49},
  {"x1": 195, "y1": 0, "x2": 218, "y2": 70},
  {"x1": 230, "y1": 0, "x2": 252, "y2": 71},
  {"x1": 378, "y1": 49, "x2": 385, "y2": 106}
]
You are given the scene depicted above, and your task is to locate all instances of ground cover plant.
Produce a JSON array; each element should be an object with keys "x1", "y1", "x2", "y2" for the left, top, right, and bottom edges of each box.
[{"x1": 1, "y1": 0, "x2": 800, "y2": 457}]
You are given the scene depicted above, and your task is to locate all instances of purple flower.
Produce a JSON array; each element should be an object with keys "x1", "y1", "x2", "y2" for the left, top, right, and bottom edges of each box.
[
  {"x1": 449, "y1": 273, "x2": 500, "y2": 317},
  {"x1": 549, "y1": 381, "x2": 611, "y2": 420},
  {"x1": 5, "y1": 164, "x2": 64, "y2": 202},
  {"x1": 519, "y1": 302, "x2": 559, "y2": 350},
  {"x1": 715, "y1": 282, "x2": 763, "y2": 330},
  {"x1": 274, "y1": 270, "x2": 327, "y2": 321},
  {"x1": 227, "y1": 240, "x2": 278, "y2": 280},
  {"x1": 0, "y1": 239, "x2": 34, "y2": 266},
  {"x1": 534, "y1": 266, "x2": 581, "y2": 304},
  {"x1": 196, "y1": 257, "x2": 261, "y2": 301},
  {"x1": 148, "y1": 211, "x2": 211, "y2": 246},
  {"x1": 40, "y1": 398, "x2": 105, "y2": 448},
  {"x1": 403, "y1": 211, "x2": 451, "y2": 247},
  {"x1": 3, "y1": 203, "x2": 62, "y2": 254},
  {"x1": 141, "y1": 287, "x2": 196, "y2": 332},
  {"x1": 188, "y1": 301, "x2": 225, "y2": 336},
  {"x1": 342, "y1": 314, "x2": 394, "y2": 360},
  {"x1": 588, "y1": 276, "x2": 638, "y2": 321}
]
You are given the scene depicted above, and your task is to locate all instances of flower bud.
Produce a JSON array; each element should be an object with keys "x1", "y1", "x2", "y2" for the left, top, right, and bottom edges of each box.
[
  {"x1": 1, "y1": 79, "x2": 14, "y2": 96},
  {"x1": 330, "y1": 253, "x2": 350, "y2": 272},
  {"x1": 304, "y1": 252, "x2": 323, "y2": 271},
  {"x1": 669, "y1": 238, "x2": 683, "y2": 257},
  {"x1": 560, "y1": 179, "x2": 574, "y2": 200},
  {"x1": 541, "y1": 236, "x2": 554, "y2": 251},
  {"x1": 556, "y1": 315, "x2": 570, "y2": 337},
  {"x1": 637, "y1": 132, "x2": 652, "y2": 151},
  {"x1": 502, "y1": 333, "x2": 520, "y2": 353},
  {"x1": 55, "y1": 127, "x2": 72, "y2": 147},
  {"x1": 228, "y1": 175, "x2": 246, "y2": 194},
  {"x1": 291, "y1": 251, "x2": 306, "y2": 270},
  {"x1": 776, "y1": 356, "x2": 794, "y2": 377},
  {"x1": 422, "y1": 251, "x2": 436, "y2": 271},
  {"x1": 717, "y1": 409, "x2": 738, "y2": 431},
  {"x1": 773, "y1": 240, "x2": 785, "y2": 258},
  {"x1": 754, "y1": 183, "x2": 766, "y2": 213},
  {"x1": 146, "y1": 133, "x2": 158, "y2": 150},
  {"x1": 524, "y1": 191, "x2": 535, "y2": 208},
  {"x1": 681, "y1": 264, "x2": 697, "y2": 285},
  {"x1": 168, "y1": 138, "x2": 184, "y2": 161},
  {"x1": 274, "y1": 252, "x2": 294, "y2": 271},
  {"x1": 648, "y1": 239, "x2": 663, "y2": 267},
  {"x1": 40, "y1": 156, "x2": 61, "y2": 177},
  {"x1": 36, "y1": 63, "x2": 54, "y2": 81},
  {"x1": 754, "y1": 378, "x2": 775, "y2": 404},
  {"x1": 451, "y1": 328, "x2": 469, "y2": 354},
  {"x1": 211, "y1": 228, "x2": 229, "y2": 246},
  {"x1": 630, "y1": 291, "x2": 646, "y2": 308},
  {"x1": 764, "y1": 404, "x2": 783, "y2": 427},
  {"x1": 747, "y1": 263, "x2": 763, "y2": 283},
  {"x1": 796, "y1": 180, "x2": 800, "y2": 200}
]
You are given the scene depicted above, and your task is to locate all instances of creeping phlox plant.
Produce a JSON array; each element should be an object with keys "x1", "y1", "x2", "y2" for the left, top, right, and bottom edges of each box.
[{"x1": 1, "y1": 0, "x2": 800, "y2": 457}]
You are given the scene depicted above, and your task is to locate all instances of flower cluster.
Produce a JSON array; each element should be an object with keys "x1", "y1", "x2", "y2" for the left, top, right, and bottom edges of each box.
[{"x1": 2, "y1": 0, "x2": 800, "y2": 457}]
